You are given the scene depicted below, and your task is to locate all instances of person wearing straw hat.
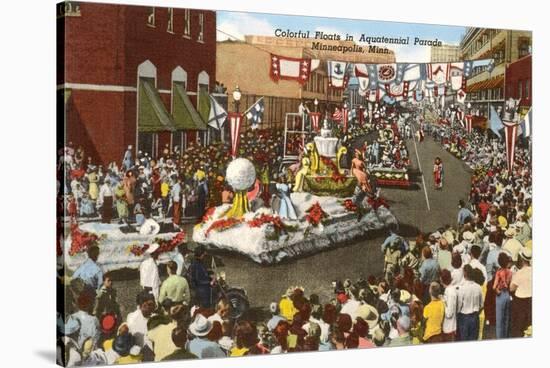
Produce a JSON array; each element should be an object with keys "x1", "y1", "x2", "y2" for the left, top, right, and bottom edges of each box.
[
  {"x1": 502, "y1": 227, "x2": 523, "y2": 262},
  {"x1": 510, "y1": 248, "x2": 532, "y2": 338},
  {"x1": 187, "y1": 314, "x2": 225, "y2": 358},
  {"x1": 139, "y1": 243, "x2": 161, "y2": 302}
]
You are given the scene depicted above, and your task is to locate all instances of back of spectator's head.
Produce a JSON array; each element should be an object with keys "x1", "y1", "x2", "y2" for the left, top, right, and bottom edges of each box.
[
  {"x1": 269, "y1": 302, "x2": 279, "y2": 315},
  {"x1": 336, "y1": 313, "x2": 353, "y2": 333},
  {"x1": 498, "y1": 252, "x2": 511, "y2": 268},
  {"x1": 470, "y1": 244, "x2": 482, "y2": 259},
  {"x1": 353, "y1": 317, "x2": 369, "y2": 337},
  {"x1": 397, "y1": 315, "x2": 411, "y2": 333},
  {"x1": 77, "y1": 289, "x2": 95, "y2": 313},
  {"x1": 322, "y1": 303, "x2": 337, "y2": 325},
  {"x1": 166, "y1": 261, "x2": 178, "y2": 275},
  {"x1": 345, "y1": 332, "x2": 360, "y2": 349},
  {"x1": 451, "y1": 252, "x2": 462, "y2": 269},
  {"x1": 429, "y1": 282, "x2": 441, "y2": 299},
  {"x1": 422, "y1": 246, "x2": 433, "y2": 259},
  {"x1": 372, "y1": 327, "x2": 386, "y2": 347},
  {"x1": 463, "y1": 264, "x2": 473, "y2": 280},
  {"x1": 171, "y1": 326, "x2": 187, "y2": 348},
  {"x1": 234, "y1": 320, "x2": 259, "y2": 349},
  {"x1": 440, "y1": 269, "x2": 452, "y2": 286},
  {"x1": 87, "y1": 245, "x2": 100, "y2": 261}
]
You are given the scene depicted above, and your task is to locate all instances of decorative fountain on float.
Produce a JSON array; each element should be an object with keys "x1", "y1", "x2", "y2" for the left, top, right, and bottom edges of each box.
[{"x1": 299, "y1": 118, "x2": 357, "y2": 197}]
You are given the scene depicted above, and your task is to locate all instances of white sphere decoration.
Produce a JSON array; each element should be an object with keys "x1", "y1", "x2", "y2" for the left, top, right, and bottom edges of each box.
[{"x1": 226, "y1": 158, "x2": 256, "y2": 191}]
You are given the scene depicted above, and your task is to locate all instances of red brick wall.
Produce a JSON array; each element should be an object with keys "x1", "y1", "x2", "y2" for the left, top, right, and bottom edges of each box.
[
  {"x1": 505, "y1": 55, "x2": 532, "y2": 108},
  {"x1": 60, "y1": 2, "x2": 216, "y2": 165}
]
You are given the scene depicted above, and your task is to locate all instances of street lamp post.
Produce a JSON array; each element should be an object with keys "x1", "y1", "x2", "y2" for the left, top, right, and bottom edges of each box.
[
  {"x1": 232, "y1": 85, "x2": 241, "y2": 113},
  {"x1": 314, "y1": 98, "x2": 318, "y2": 113}
]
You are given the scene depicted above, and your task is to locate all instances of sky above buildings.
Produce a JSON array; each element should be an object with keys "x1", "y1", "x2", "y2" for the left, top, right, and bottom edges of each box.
[{"x1": 217, "y1": 11, "x2": 468, "y2": 62}]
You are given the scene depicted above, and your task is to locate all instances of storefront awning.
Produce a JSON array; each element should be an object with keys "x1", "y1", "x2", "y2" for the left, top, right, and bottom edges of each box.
[
  {"x1": 138, "y1": 78, "x2": 176, "y2": 133},
  {"x1": 173, "y1": 83, "x2": 208, "y2": 131},
  {"x1": 465, "y1": 75, "x2": 504, "y2": 93}
]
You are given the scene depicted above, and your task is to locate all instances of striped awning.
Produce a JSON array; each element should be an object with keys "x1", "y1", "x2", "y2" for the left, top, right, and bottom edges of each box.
[{"x1": 466, "y1": 75, "x2": 504, "y2": 93}]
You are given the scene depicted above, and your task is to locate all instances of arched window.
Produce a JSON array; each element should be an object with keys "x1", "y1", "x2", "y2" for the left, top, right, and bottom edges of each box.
[{"x1": 137, "y1": 60, "x2": 158, "y2": 157}]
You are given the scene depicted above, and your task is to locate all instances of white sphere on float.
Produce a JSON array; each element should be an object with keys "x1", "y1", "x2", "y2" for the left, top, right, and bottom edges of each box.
[{"x1": 226, "y1": 158, "x2": 256, "y2": 191}]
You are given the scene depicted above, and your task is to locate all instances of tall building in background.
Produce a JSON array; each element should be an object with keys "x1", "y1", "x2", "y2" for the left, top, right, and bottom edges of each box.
[
  {"x1": 216, "y1": 36, "x2": 395, "y2": 131},
  {"x1": 430, "y1": 44, "x2": 460, "y2": 62},
  {"x1": 459, "y1": 28, "x2": 531, "y2": 119}
]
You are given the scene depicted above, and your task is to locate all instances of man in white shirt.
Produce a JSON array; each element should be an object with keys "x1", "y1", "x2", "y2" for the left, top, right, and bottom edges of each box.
[
  {"x1": 468, "y1": 244, "x2": 488, "y2": 285},
  {"x1": 510, "y1": 248, "x2": 532, "y2": 337},
  {"x1": 440, "y1": 269, "x2": 458, "y2": 341},
  {"x1": 456, "y1": 264, "x2": 483, "y2": 341},
  {"x1": 126, "y1": 290, "x2": 157, "y2": 348},
  {"x1": 139, "y1": 243, "x2": 161, "y2": 302}
]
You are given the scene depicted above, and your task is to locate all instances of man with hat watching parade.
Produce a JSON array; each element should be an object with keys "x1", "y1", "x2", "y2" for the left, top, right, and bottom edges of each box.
[{"x1": 187, "y1": 314, "x2": 226, "y2": 358}]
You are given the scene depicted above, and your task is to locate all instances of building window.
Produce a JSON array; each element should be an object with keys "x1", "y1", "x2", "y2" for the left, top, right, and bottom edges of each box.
[
  {"x1": 518, "y1": 81, "x2": 523, "y2": 99},
  {"x1": 198, "y1": 13, "x2": 205, "y2": 42},
  {"x1": 518, "y1": 40, "x2": 531, "y2": 57},
  {"x1": 167, "y1": 8, "x2": 174, "y2": 33},
  {"x1": 525, "y1": 79, "x2": 530, "y2": 99},
  {"x1": 58, "y1": 1, "x2": 81, "y2": 17},
  {"x1": 147, "y1": 7, "x2": 155, "y2": 27},
  {"x1": 184, "y1": 9, "x2": 191, "y2": 37}
]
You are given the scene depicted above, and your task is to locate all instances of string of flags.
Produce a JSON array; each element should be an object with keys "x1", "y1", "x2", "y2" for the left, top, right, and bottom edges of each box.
[{"x1": 268, "y1": 52, "x2": 493, "y2": 104}]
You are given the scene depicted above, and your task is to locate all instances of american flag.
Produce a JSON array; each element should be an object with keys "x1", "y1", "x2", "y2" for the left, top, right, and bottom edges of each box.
[{"x1": 332, "y1": 108, "x2": 342, "y2": 122}]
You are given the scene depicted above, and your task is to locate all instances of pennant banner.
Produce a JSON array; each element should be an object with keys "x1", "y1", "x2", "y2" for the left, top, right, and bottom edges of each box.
[
  {"x1": 229, "y1": 112, "x2": 243, "y2": 158},
  {"x1": 309, "y1": 112, "x2": 322, "y2": 132},
  {"x1": 465, "y1": 114, "x2": 473, "y2": 133},
  {"x1": 502, "y1": 120, "x2": 520, "y2": 173},
  {"x1": 328, "y1": 61, "x2": 349, "y2": 89}
]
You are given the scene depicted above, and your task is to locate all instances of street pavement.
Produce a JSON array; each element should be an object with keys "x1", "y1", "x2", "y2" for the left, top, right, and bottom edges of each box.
[{"x1": 110, "y1": 134, "x2": 474, "y2": 320}]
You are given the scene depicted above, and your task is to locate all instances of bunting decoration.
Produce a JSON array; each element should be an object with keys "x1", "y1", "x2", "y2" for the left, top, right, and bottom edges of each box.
[
  {"x1": 342, "y1": 107, "x2": 349, "y2": 133},
  {"x1": 328, "y1": 61, "x2": 349, "y2": 89},
  {"x1": 309, "y1": 112, "x2": 322, "y2": 131},
  {"x1": 270, "y1": 53, "x2": 320, "y2": 85}
]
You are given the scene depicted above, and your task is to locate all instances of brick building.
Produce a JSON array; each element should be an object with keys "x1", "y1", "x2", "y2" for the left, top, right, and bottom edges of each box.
[
  {"x1": 57, "y1": 1, "x2": 216, "y2": 165},
  {"x1": 505, "y1": 54, "x2": 532, "y2": 115}
]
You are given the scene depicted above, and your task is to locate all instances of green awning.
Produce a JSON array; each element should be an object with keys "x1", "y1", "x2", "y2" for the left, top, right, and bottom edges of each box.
[
  {"x1": 138, "y1": 77, "x2": 176, "y2": 133},
  {"x1": 198, "y1": 85, "x2": 211, "y2": 125},
  {"x1": 173, "y1": 82, "x2": 208, "y2": 131}
]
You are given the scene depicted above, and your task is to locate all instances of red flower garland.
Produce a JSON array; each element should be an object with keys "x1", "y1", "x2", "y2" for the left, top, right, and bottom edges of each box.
[
  {"x1": 305, "y1": 202, "x2": 328, "y2": 226},
  {"x1": 129, "y1": 231, "x2": 186, "y2": 257},
  {"x1": 205, "y1": 218, "x2": 243, "y2": 237},
  {"x1": 202, "y1": 207, "x2": 216, "y2": 222},
  {"x1": 69, "y1": 223, "x2": 100, "y2": 256},
  {"x1": 320, "y1": 157, "x2": 346, "y2": 183},
  {"x1": 367, "y1": 196, "x2": 390, "y2": 210},
  {"x1": 246, "y1": 214, "x2": 285, "y2": 231},
  {"x1": 343, "y1": 199, "x2": 358, "y2": 212}
]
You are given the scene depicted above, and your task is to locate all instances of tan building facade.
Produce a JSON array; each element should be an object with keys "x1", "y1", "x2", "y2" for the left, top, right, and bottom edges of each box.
[
  {"x1": 430, "y1": 44, "x2": 460, "y2": 62},
  {"x1": 216, "y1": 36, "x2": 395, "y2": 130},
  {"x1": 460, "y1": 28, "x2": 531, "y2": 117}
]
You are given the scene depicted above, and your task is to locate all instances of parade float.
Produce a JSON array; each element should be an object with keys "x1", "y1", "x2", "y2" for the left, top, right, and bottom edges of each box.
[
  {"x1": 193, "y1": 157, "x2": 397, "y2": 264},
  {"x1": 59, "y1": 222, "x2": 185, "y2": 272},
  {"x1": 368, "y1": 126, "x2": 411, "y2": 188}
]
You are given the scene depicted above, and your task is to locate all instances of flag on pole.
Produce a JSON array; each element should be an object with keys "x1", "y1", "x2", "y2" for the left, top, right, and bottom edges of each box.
[
  {"x1": 244, "y1": 97, "x2": 265, "y2": 129},
  {"x1": 229, "y1": 112, "x2": 243, "y2": 158},
  {"x1": 519, "y1": 107, "x2": 532, "y2": 138},
  {"x1": 309, "y1": 112, "x2": 321, "y2": 131},
  {"x1": 342, "y1": 107, "x2": 349, "y2": 133},
  {"x1": 332, "y1": 107, "x2": 342, "y2": 122},
  {"x1": 207, "y1": 95, "x2": 227, "y2": 130},
  {"x1": 456, "y1": 89, "x2": 466, "y2": 105},
  {"x1": 502, "y1": 119, "x2": 520, "y2": 173},
  {"x1": 465, "y1": 114, "x2": 473, "y2": 133},
  {"x1": 489, "y1": 105, "x2": 504, "y2": 139}
]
